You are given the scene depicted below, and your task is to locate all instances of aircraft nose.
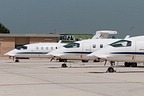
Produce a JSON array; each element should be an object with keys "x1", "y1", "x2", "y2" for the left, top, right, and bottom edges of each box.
[{"x1": 4, "y1": 49, "x2": 17, "y2": 56}]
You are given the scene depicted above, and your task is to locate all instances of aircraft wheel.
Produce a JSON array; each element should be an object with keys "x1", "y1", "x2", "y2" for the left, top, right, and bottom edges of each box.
[
  {"x1": 131, "y1": 62, "x2": 137, "y2": 67},
  {"x1": 59, "y1": 59, "x2": 67, "y2": 62},
  {"x1": 59, "y1": 59, "x2": 63, "y2": 62},
  {"x1": 107, "y1": 67, "x2": 115, "y2": 73},
  {"x1": 15, "y1": 59, "x2": 20, "y2": 62},
  {"x1": 124, "y1": 62, "x2": 131, "y2": 67},
  {"x1": 81, "y1": 60, "x2": 89, "y2": 62},
  {"x1": 93, "y1": 59, "x2": 100, "y2": 62},
  {"x1": 61, "y1": 63, "x2": 68, "y2": 68}
]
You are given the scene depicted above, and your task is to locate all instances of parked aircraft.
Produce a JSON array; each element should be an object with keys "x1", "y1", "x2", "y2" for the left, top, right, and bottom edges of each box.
[
  {"x1": 47, "y1": 38, "x2": 120, "y2": 67},
  {"x1": 5, "y1": 30, "x2": 117, "y2": 62},
  {"x1": 4, "y1": 42, "x2": 66, "y2": 62},
  {"x1": 88, "y1": 35, "x2": 144, "y2": 72}
]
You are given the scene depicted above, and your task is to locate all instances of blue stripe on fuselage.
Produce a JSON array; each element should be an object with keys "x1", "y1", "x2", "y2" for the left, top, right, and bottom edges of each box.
[
  {"x1": 64, "y1": 52, "x2": 92, "y2": 54},
  {"x1": 17, "y1": 52, "x2": 49, "y2": 54},
  {"x1": 111, "y1": 52, "x2": 144, "y2": 55}
]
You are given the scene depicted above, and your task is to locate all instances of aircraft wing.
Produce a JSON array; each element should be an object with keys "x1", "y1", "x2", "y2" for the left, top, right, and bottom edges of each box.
[
  {"x1": 46, "y1": 53, "x2": 64, "y2": 57},
  {"x1": 4, "y1": 53, "x2": 15, "y2": 56},
  {"x1": 4, "y1": 49, "x2": 17, "y2": 56},
  {"x1": 88, "y1": 53, "x2": 109, "y2": 59}
]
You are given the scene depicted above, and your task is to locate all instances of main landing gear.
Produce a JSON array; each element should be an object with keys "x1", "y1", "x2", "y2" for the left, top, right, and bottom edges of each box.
[
  {"x1": 106, "y1": 62, "x2": 138, "y2": 73},
  {"x1": 106, "y1": 61, "x2": 116, "y2": 73},
  {"x1": 13, "y1": 57, "x2": 20, "y2": 62},
  {"x1": 15, "y1": 59, "x2": 20, "y2": 62},
  {"x1": 124, "y1": 62, "x2": 137, "y2": 67},
  {"x1": 9, "y1": 56, "x2": 20, "y2": 62},
  {"x1": 81, "y1": 60, "x2": 89, "y2": 63}
]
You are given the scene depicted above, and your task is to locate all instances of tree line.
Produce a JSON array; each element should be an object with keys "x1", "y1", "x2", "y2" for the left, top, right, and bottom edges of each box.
[{"x1": 0, "y1": 23, "x2": 10, "y2": 33}]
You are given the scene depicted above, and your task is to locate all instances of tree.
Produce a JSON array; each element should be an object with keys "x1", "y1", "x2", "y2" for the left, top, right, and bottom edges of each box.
[{"x1": 0, "y1": 23, "x2": 10, "y2": 33}]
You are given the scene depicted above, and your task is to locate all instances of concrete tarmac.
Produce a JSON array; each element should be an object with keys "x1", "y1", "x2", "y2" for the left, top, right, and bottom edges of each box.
[{"x1": 0, "y1": 59, "x2": 144, "y2": 96}]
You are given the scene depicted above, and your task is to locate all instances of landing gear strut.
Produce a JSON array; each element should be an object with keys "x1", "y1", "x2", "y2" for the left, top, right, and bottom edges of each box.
[{"x1": 106, "y1": 61, "x2": 116, "y2": 73}]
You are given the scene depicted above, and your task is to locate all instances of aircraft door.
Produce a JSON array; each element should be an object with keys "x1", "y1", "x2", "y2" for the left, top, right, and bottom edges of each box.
[
  {"x1": 82, "y1": 43, "x2": 91, "y2": 52},
  {"x1": 80, "y1": 43, "x2": 91, "y2": 60},
  {"x1": 135, "y1": 41, "x2": 144, "y2": 62}
]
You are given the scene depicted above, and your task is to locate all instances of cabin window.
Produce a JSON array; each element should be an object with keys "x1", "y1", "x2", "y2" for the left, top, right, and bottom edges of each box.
[
  {"x1": 100, "y1": 44, "x2": 103, "y2": 48},
  {"x1": 93, "y1": 44, "x2": 96, "y2": 48},
  {"x1": 51, "y1": 47, "x2": 53, "y2": 50},
  {"x1": 36, "y1": 47, "x2": 39, "y2": 50},
  {"x1": 64, "y1": 43, "x2": 80, "y2": 48},
  {"x1": 41, "y1": 47, "x2": 43, "y2": 50},
  {"x1": 46, "y1": 47, "x2": 48, "y2": 50},
  {"x1": 56, "y1": 47, "x2": 58, "y2": 49},
  {"x1": 110, "y1": 40, "x2": 132, "y2": 47}
]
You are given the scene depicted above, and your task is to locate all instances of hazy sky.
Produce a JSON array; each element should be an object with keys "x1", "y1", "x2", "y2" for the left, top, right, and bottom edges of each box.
[{"x1": 0, "y1": 0, "x2": 144, "y2": 37}]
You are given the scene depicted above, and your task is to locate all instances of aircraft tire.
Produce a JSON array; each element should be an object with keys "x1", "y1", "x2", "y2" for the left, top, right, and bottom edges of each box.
[
  {"x1": 93, "y1": 59, "x2": 100, "y2": 62},
  {"x1": 81, "y1": 60, "x2": 89, "y2": 63},
  {"x1": 59, "y1": 59, "x2": 63, "y2": 62},
  {"x1": 15, "y1": 59, "x2": 20, "y2": 62},
  {"x1": 107, "y1": 67, "x2": 115, "y2": 73},
  {"x1": 61, "y1": 64, "x2": 68, "y2": 68},
  {"x1": 59, "y1": 59, "x2": 67, "y2": 62},
  {"x1": 124, "y1": 62, "x2": 131, "y2": 67},
  {"x1": 131, "y1": 62, "x2": 137, "y2": 67}
]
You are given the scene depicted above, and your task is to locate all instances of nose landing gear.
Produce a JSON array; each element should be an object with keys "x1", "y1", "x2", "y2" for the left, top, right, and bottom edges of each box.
[
  {"x1": 106, "y1": 61, "x2": 116, "y2": 73},
  {"x1": 15, "y1": 59, "x2": 20, "y2": 62},
  {"x1": 61, "y1": 63, "x2": 68, "y2": 68}
]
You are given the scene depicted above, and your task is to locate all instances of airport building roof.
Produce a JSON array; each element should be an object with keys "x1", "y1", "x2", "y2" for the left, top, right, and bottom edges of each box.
[{"x1": 0, "y1": 34, "x2": 59, "y2": 37}]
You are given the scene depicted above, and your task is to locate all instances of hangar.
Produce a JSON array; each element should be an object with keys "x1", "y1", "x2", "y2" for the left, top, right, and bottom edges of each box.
[{"x1": 0, "y1": 34, "x2": 59, "y2": 57}]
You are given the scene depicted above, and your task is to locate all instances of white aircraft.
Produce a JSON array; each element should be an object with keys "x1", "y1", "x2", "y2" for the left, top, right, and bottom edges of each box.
[
  {"x1": 5, "y1": 30, "x2": 117, "y2": 63},
  {"x1": 4, "y1": 42, "x2": 66, "y2": 62},
  {"x1": 88, "y1": 35, "x2": 144, "y2": 72},
  {"x1": 47, "y1": 38, "x2": 121, "y2": 67}
]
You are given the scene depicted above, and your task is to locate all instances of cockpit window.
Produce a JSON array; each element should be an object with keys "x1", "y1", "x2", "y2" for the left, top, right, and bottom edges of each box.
[
  {"x1": 16, "y1": 45, "x2": 27, "y2": 50},
  {"x1": 64, "y1": 43, "x2": 80, "y2": 48},
  {"x1": 110, "y1": 40, "x2": 131, "y2": 47}
]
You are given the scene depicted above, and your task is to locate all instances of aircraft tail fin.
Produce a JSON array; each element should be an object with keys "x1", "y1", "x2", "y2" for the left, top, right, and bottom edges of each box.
[
  {"x1": 92, "y1": 30, "x2": 117, "y2": 39},
  {"x1": 58, "y1": 40, "x2": 62, "y2": 43},
  {"x1": 124, "y1": 35, "x2": 130, "y2": 39}
]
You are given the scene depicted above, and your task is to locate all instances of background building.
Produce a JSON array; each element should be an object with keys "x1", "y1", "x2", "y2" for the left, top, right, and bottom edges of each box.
[
  {"x1": 60, "y1": 34, "x2": 93, "y2": 42},
  {"x1": 0, "y1": 33, "x2": 93, "y2": 57},
  {"x1": 0, "y1": 34, "x2": 59, "y2": 57}
]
